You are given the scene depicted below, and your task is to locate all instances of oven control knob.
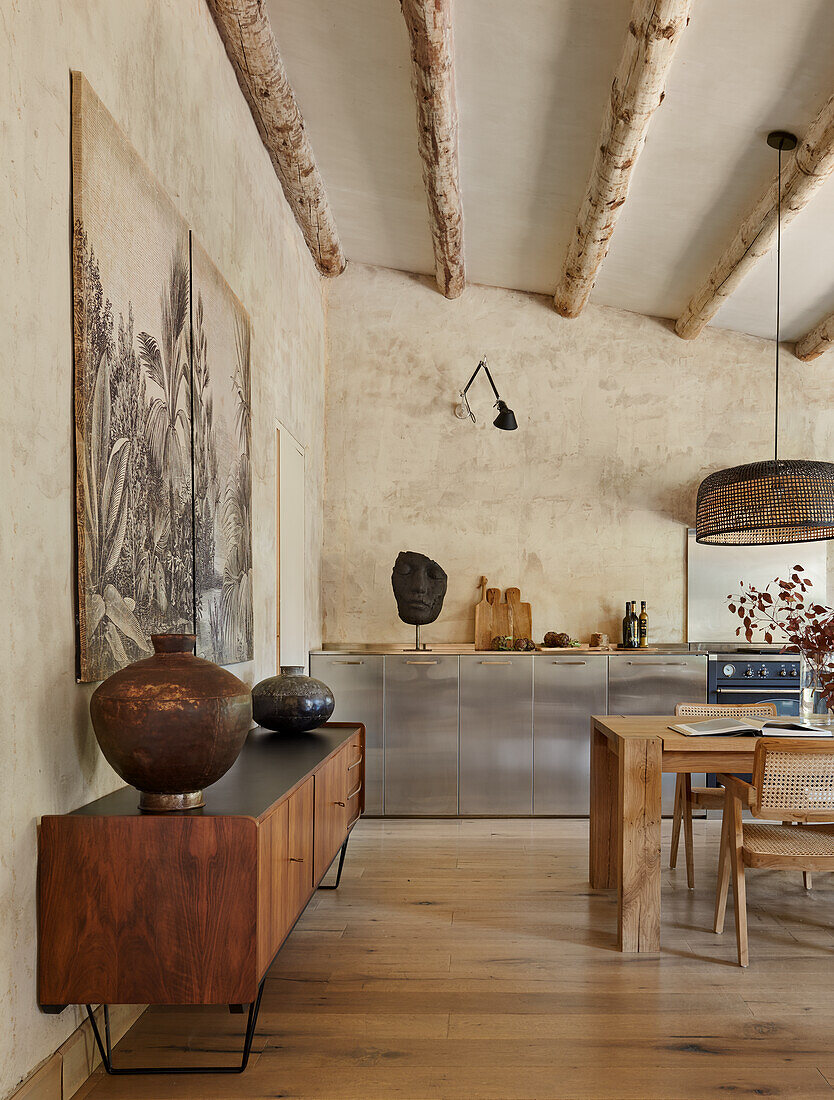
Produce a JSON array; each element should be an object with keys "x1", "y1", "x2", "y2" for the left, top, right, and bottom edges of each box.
[
  {"x1": 722, "y1": 664, "x2": 735, "y2": 677},
  {"x1": 758, "y1": 667, "x2": 767, "y2": 676},
  {"x1": 744, "y1": 667, "x2": 754, "y2": 677},
  {"x1": 779, "y1": 668, "x2": 788, "y2": 677}
]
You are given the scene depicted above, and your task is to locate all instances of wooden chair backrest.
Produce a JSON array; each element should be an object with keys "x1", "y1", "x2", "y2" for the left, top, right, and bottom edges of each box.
[
  {"x1": 675, "y1": 702, "x2": 778, "y2": 719},
  {"x1": 751, "y1": 738, "x2": 834, "y2": 822}
]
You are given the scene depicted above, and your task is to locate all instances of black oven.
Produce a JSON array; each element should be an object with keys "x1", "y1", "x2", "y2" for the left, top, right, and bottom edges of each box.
[
  {"x1": 708, "y1": 652, "x2": 800, "y2": 710},
  {"x1": 706, "y1": 652, "x2": 799, "y2": 789}
]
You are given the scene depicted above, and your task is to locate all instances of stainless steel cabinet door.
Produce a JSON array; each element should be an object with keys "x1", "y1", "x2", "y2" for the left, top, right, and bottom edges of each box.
[
  {"x1": 608, "y1": 655, "x2": 707, "y2": 813},
  {"x1": 384, "y1": 656, "x2": 459, "y2": 815},
  {"x1": 310, "y1": 655, "x2": 384, "y2": 814},
  {"x1": 607, "y1": 656, "x2": 706, "y2": 714},
  {"x1": 533, "y1": 656, "x2": 607, "y2": 815},
  {"x1": 459, "y1": 656, "x2": 533, "y2": 814}
]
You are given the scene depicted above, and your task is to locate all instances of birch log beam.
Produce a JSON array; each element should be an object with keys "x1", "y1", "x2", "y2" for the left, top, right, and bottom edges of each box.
[
  {"x1": 401, "y1": 0, "x2": 465, "y2": 299},
  {"x1": 206, "y1": 0, "x2": 345, "y2": 277},
  {"x1": 553, "y1": 0, "x2": 692, "y2": 318},
  {"x1": 676, "y1": 92, "x2": 834, "y2": 340},
  {"x1": 795, "y1": 314, "x2": 834, "y2": 361}
]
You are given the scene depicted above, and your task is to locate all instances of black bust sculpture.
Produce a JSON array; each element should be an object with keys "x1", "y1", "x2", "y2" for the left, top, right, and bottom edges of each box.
[{"x1": 391, "y1": 551, "x2": 447, "y2": 625}]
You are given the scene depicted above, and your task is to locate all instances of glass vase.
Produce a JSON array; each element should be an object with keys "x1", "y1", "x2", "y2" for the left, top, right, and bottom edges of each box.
[{"x1": 798, "y1": 650, "x2": 834, "y2": 719}]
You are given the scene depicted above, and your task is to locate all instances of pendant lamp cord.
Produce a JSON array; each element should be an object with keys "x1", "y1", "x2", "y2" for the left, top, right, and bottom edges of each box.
[{"x1": 774, "y1": 143, "x2": 781, "y2": 466}]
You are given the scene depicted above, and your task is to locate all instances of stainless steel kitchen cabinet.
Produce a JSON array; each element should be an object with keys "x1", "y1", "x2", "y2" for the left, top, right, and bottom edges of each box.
[
  {"x1": 607, "y1": 654, "x2": 707, "y2": 812},
  {"x1": 309, "y1": 654, "x2": 384, "y2": 814},
  {"x1": 459, "y1": 655, "x2": 533, "y2": 814},
  {"x1": 384, "y1": 655, "x2": 459, "y2": 815},
  {"x1": 534, "y1": 655, "x2": 607, "y2": 814}
]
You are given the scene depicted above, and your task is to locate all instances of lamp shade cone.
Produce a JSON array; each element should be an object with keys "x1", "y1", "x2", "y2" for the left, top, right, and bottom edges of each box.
[
  {"x1": 493, "y1": 401, "x2": 517, "y2": 431},
  {"x1": 695, "y1": 459, "x2": 834, "y2": 545}
]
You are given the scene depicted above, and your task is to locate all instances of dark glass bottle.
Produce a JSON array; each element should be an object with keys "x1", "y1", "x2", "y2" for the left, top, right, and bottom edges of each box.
[
  {"x1": 639, "y1": 602, "x2": 649, "y2": 648},
  {"x1": 629, "y1": 601, "x2": 639, "y2": 648},
  {"x1": 622, "y1": 602, "x2": 631, "y2": 647}
]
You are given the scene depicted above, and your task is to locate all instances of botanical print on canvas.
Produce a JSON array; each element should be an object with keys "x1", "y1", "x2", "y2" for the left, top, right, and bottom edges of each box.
[
  {"x1": 72, "y1": 73, "x2": 254, "y2": 680},
  {"x1": 191, "y1": 238, "x2": 253, "y2": 665},
  {"x1": 72, "y1": 72, "x2": 194, "y2": 681}
]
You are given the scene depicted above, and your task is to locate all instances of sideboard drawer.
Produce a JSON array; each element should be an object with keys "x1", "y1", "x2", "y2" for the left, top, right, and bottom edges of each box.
[{"x1": 314, "y1": 746, "x2": 349, "y2": 882}]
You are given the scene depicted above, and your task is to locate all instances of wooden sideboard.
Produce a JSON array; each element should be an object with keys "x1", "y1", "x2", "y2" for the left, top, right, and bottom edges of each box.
[{"x1": 37, "y1": 722, "x2": 364, "y2": 1073}]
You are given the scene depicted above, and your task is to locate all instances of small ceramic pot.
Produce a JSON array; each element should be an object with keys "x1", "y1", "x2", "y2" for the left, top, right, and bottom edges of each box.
[{"x1": 252, "y1": 666, "x2": 335, "y2": 733}]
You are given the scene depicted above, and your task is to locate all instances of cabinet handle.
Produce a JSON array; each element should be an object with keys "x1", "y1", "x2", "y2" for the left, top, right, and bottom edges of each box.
[
  {"x1": 347, "y1": 756, "x2": 363, "y2": 771},
  {"x1": 289, "y1": 857, "x2": 305, "y2": 863},
  {"x1": 625, "y1": 661, "x2": 688, "y2": 666},
  {"x1": 332, "y1": 660, "x2": 364, "y2": 665},
  {"x1": 480, "y1": 660, "x2": 513, "y2": 665},
  {"x1": 334, "y1": 800, "x2": 346, "y2": 807},
  {"x1": 348, "y1": 782, "x2": 362, "y2": 800},
  {"x1": 406, "y1": 660, "x2": 439, "y2": 665},
  {"x1": 553, "y1": 660, "x2": 586, "y2": 665}
]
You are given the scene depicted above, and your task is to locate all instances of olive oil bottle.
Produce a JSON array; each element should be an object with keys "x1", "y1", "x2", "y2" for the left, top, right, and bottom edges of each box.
[{"x1": 638, "y1": 602, "x2": 649, "y2": 648}]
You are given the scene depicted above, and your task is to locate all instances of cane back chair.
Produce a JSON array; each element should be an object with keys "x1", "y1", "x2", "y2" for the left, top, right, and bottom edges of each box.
[
  {"x1": 671, "y1": 702, "x2": 778, "y2": 888},
  {"x1": 715, "y1": 737, "x2": 834, "y2": 966}
]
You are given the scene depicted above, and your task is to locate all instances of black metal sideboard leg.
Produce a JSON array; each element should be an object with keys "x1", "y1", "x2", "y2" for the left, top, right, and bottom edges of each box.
[
  {"x1": 318, "y1": 834, "x2": 350, "y2": 889},
  {"x1": 84, "y1": 979, "x2": 265, "y2": 1075}
]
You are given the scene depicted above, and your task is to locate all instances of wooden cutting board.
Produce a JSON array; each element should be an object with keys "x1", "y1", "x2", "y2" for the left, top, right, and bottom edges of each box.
[
  {"x1": 475, "y1": 583, "x2": 531, "y2": 648},
  {"x1": 505, "y1": 586, "x2": 532, "y2": 640},
  {"x1": 474, "y1": 577, "x2": 492, "y2": 651}
]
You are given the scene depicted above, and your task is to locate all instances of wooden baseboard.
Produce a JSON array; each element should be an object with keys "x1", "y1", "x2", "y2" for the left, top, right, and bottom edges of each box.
[
  {"x1": 8, "y1": 1005, "x2": 145, "y2": 1100},
  {"x1": 8, "y1": 1055, "x2": 61, "y2": 1100}
]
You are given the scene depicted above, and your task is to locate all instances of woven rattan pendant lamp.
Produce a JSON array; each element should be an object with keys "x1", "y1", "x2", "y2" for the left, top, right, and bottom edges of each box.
[{"x1": 695, "y1": 131, "x2": 834, "y2": 545}]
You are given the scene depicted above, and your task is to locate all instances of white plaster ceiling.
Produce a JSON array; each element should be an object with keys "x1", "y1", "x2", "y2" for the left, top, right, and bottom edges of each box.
[{"x1": 267, "y1": 0, "x2": 834, "y2": 342}]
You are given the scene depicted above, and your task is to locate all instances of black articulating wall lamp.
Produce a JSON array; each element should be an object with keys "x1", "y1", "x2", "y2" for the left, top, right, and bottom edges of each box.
[{"x1": 454, "y1": 357, "x2": 517, "y2": 430}]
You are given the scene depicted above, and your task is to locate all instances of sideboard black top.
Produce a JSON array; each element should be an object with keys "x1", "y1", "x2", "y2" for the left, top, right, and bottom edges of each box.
[{"x1": 68, "y1": 723, "x2": 361, "y2": 820}]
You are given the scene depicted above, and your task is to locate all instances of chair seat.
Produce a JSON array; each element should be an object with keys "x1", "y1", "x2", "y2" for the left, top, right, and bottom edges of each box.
[
  {"x1": 690, "y1": 785, "x2": 725, "y2": 810},
  {"x1": 743, "y1": 822, "x2": 834, "y2": 868}
]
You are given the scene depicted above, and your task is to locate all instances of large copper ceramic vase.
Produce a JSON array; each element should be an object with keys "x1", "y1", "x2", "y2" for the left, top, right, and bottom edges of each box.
[{"x1": 90, "y1": 634, "x2": 252, "y2": 811}]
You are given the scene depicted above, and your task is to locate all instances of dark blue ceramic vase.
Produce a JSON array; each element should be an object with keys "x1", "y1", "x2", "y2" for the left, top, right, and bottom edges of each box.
[{"x1": 252, "y1": 666, "x2": 335, "y2": 733}]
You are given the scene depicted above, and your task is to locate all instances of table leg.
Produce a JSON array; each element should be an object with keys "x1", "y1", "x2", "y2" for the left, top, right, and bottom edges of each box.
[
  {"x1": 617, "y1": 736, "x2": 662, "y2": 952},
  {"x1": 590, "y1": 723, "x2": 618, "y2": 889}
]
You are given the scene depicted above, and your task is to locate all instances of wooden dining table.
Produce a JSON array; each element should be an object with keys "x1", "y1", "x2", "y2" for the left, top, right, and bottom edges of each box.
[{"x1": 589, "y1": 714, "x2": 760, "y2": 954}]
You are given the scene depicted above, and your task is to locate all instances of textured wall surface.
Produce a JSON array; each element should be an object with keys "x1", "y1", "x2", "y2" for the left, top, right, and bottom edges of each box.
[
  {"x1": 1, "y1": 1, "x2": 326, "y2": 1092},
  {"x1": 323, "y1": 263, "x2": 834, "y2": 647}
]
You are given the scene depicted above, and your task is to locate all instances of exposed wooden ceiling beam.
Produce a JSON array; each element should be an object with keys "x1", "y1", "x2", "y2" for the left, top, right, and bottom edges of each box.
[
  {"x1": 206, "y1": 0, "x2": 345, "y2": 277},
  {"x1": 676, "y1": 93, "x2": 834, "y2": 340},
  {"x1": 553, "y1": 0, "x2": 692, "y2": 319},
  {"x1": 401, "y1": 0, "x2": 465, "y2": 299},
  {"x1": 795, "y1": 314, "x2": 834, "y2": 361}
]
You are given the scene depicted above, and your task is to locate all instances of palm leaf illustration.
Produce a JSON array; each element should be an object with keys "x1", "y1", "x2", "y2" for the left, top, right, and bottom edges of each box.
[
  {"x1": 220, "y1": 452, "x2": 253, "y2": 658},
  {"x1": 82, "y1": 347, "x2": 150, "y2": 670}
]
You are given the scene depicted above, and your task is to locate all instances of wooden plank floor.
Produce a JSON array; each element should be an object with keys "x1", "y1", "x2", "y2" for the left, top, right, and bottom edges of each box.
[{"x1": 77, "y1": 818, "x2": 834, "y2": 1099}]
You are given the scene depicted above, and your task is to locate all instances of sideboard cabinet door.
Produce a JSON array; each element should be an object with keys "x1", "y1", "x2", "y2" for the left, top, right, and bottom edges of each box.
[
  {"x1": 258, "y1": 800, "x2": 290, "y2": 975},
  {"x1": 311, "y1": 655, "x2": 383, "y2": 814},
  {"x1": 285, "y1": 777, "x2": 314, "y2": 931},
  {"x1": 314, "y1": 746, "x2": 349, "y2": 882}
]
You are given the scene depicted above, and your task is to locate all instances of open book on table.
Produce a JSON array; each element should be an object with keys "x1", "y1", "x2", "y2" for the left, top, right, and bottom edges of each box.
[{"x1": 669, "y1": 717, "x2": 834, "y2": 738}]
